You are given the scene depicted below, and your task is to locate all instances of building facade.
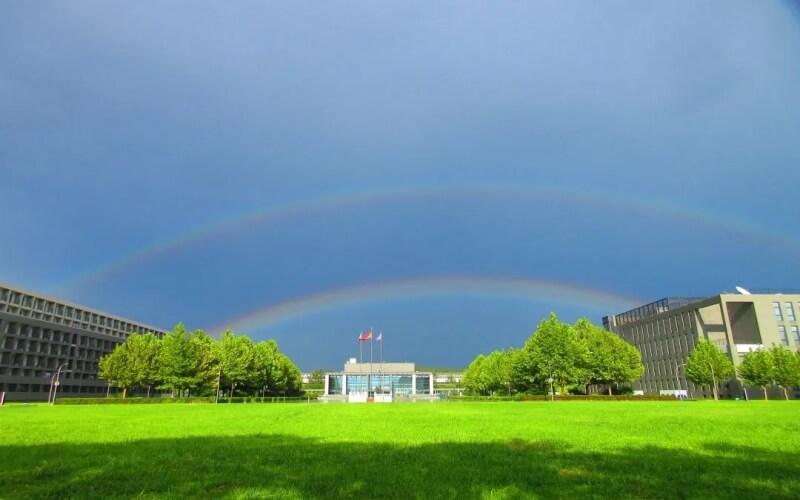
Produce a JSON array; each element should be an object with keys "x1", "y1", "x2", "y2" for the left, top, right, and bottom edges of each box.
[
  {"x1": 0, "y1": 283, "x2": 168, "y2": 401},
  {"x1": 603, "y1": 292, "x2": 800, "y2": 399},
  {"x1": 324, "y1": 361, "x2": 434, "y2": 398}
]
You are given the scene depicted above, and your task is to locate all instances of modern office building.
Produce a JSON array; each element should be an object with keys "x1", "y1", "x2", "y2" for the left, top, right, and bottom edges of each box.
[
  {"x1": 603, "y1": 291, "x2": 800, "y2": 399},
  {"x1": 0, "y1": 282, "x2": 168, "y2": 401},
  {"x1": 324, "y1": 360, "x2": 434, "y2": 400}
]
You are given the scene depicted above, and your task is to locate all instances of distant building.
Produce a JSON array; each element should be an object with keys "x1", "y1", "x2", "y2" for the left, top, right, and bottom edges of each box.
[
  {"x1": 324, "y1": 360, "x2": 434, "y2": 398},
  {"x1": 0, "y1": 282, "x2": 168, "y2": 401},
  {"x1": 603, "y1": 292, "x2": 800, "y2": 399}
]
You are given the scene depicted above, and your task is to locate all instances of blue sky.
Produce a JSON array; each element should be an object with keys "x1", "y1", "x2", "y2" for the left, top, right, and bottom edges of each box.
[{"x1": 2, "y1": 1, "x2": 799, "y2": 370}]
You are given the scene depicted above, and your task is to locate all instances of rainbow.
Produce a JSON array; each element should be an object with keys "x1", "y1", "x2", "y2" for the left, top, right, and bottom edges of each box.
[
  {"x1": 57, "y1": 182, "x2": 800, "y2": 294},
  {"x1": 206, "y1": 275, "x2": 644, "y2": 335}
]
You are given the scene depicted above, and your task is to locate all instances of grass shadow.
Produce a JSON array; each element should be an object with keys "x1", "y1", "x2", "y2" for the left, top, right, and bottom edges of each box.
[{"x1": 1, "y1": 435, "x2": 798, "y2": 499}]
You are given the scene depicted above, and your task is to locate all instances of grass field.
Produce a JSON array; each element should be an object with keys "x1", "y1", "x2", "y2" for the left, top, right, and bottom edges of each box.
[{"x1": 1, "y1": 401, "x2": 799, "y2": 499}]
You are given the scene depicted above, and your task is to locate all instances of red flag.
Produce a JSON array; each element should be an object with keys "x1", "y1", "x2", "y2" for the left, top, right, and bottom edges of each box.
[{"x1": 362, "y1": 328, "x2": 373, "y2": 341}]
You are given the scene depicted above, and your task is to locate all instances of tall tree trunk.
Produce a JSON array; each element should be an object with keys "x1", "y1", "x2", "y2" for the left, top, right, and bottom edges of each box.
[
  {"x1": 711, "y1": 384, "x2": 718, "y2": 401},
  {"x1": 608, "y1": 385, "x2": 612, "y2": 396},
  {"x1": 147, "y1": 385, "x2": 151, "y2": 398},
  {"x1": 122, "y1": 387, "x2": 127, "y2": 399},
  {"x1": 762, "y1": 386, "x2": 768, "y2": 400},
  {"x1": 783, "y1": 386, "x2": 789, "y2": 400}
]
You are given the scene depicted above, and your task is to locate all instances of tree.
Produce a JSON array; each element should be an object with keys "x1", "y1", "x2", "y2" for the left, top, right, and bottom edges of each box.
[
  {"x1": 188, "y1": 329, "x2": 220, "y2": 396},
  {"x1": 309, "y1": 369, "x2": 325, "y2": 385},
  {"x1": 218, "y1": 329, "x2": 254, "y2": 397},
  {"x1": 124, "y1": 333, "x2": 162, "y2": 397},
  {"x1": 98, "y1": 344, "x2": 134, "y2": 398},
  {"x1": 738, "y1": 348, "x2": 774, "y2": 400},
  {"x1": 463, "y1": 354, "x2": 489, "y2": 395},
  {"x1": 576, "y1": 318, "x2": 644, "y2": 395},
  {"x1": 276, "y1": 352, "x2": 303, "y2": 396},
  {"x1": 157, "y1": 323, "x2": 196, "y2": 397},
  {"x1": 251, "y1": 340, "x2": 279, "y2": 396},
  {"x1": 463, "y1": 350, "x2": 514, "y2": 396},
  {"x1": 770, "y1": 346, "x2": 800, "y2": 400},
  {"x1": 517, "y1": 314, "x2": 587, "y2": 396},
  {"x1": 685, "y1": 339, "x2": 735, "y2": 400}
]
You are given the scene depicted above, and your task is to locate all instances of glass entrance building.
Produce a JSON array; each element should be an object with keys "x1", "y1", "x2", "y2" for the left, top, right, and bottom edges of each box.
[{"x1": 325, "y1": 361, "x2": 433, "y2": 397}]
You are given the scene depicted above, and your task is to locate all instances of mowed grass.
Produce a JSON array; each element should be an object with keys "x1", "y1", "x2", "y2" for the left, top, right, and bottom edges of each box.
[{"x1": 1, "y1": 401, "x2": 799, "y2": 499}]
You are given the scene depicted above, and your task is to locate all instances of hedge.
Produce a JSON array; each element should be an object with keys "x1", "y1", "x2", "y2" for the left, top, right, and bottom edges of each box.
[
  {"x1": 448, "y1": 394, "x2": 686, "y2": 402},
  {"x1": 56, "y1": 397, "x2": 216, "y2": 405},
  {"x1": 56, "y1": 395, "x2": 320, "y2": 405}
]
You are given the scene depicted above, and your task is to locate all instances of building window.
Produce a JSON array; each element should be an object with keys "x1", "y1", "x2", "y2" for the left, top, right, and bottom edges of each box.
[
  {"x1": 779, "y1": 326, "x2": 789, "y2": 347},
  {"x1": 792, "y1": 326, "x2": 800, "y2": 345},
  {"x1": 774, "y1": 302, "x2": 783, "y2": 321},
  {"x1": 786, "y1": 303, "x2": 796, "y2": 322}
]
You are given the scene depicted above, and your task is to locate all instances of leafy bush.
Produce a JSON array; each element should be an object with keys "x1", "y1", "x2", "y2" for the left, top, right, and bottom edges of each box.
[
  {"x1": 56, "y1": 397, "x2": 216, "y2": 405},
  {"x1": 447, "y1": 394, "x2": 683, "y2": 402}
]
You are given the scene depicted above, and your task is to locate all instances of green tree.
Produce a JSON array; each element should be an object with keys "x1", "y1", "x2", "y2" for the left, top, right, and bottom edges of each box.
[
  {"x1": 305, "y1": 368, "x2": 325, "y2": 390},
  {"x1": 463, "y1": 350, "x2": 514, "y2": 396},
  {"x1": 188, "y1": 329, "x2": 220, "y2": 396},
  {"x1": 309, "y1": 368, "x2": 325, "y2": 385},
  {"x1": 463, "y1": 354, "x2": 489, "y2": 395},
  {"x1": 738, "y1": 348, "x2": 774, "y2": 400},
  {"x1": 218, "y1": 329, "x2": 254, "y2": 397},
  {"x1": 251, "y1": 340, "x2": 279, "y2": 396},
  {"x1": 770, "y1": 346, "x2": 800, "y2": 400},
  {"x1": 276, "y1": 352, "x2": 303, "y2": 396},
  {"x1": 575, "y1": 318, "x2": 644, "y2": 395},
  {"x1": 157, "y1": 323, "x2": 196, "y2": 397},
  {"x1": 685, "y1": 339, "x2": 734, "y2": 400},
  {"x1": 517, "y1": 314, "x2": 587, "y2": 397},
  {"x1": 98, "y1": 343, "x2": 134, "y2": 398},
  {"x1": 124, "y1": 332, "x2": 162, "y2": 397}
]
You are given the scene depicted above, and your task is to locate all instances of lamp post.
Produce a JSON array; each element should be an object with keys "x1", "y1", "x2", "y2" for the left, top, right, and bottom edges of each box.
[{"x1": 50, "y1": 363, "x2": 71, "y2": 405}]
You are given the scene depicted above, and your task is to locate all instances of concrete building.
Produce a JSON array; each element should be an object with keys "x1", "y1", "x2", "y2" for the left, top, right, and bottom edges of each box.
[
  {"x1": 324, "y1": 360, "x2": 434, "y2": 400},
  {"x1": 0, "y1": 282, "x2": 168, "y2": 401},
  {"x1": 603, "y1": 292, "x2": 800, "y2": 399}
]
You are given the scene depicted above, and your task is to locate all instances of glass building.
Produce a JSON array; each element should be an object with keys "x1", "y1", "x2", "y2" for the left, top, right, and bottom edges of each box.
[{"x1": 324, "y1": 362, "x2": 433, "y2": 398}]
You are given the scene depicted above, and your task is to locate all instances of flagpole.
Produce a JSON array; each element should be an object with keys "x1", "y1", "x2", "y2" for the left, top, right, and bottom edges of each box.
[
  {"x1": 359, "y1": 334, "x2": 363, "y2": 393},
  {"x1": 370, "y1": 327, "x2": 374, "y2": 395},
  {"x1": 380, "y1": 332, "x2": 384, "y2": 394}
]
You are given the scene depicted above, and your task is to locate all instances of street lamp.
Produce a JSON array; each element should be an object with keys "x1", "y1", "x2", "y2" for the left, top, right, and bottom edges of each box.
[{"x1": 50, "y1": 363, "x2": 71, "y2": 405}]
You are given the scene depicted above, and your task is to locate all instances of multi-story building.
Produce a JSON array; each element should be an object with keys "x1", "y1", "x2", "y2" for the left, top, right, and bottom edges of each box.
[
  {"x1": 0, "y1": 282, "x2": 168, "y2": 401},
  {"x1": 603, "y1": 291, "x2": 800, "y2": 399}
]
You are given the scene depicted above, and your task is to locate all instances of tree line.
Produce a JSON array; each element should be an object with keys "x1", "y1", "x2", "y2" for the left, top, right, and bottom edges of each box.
[
  {"x1": 463, "y1": 314, "x2": 644, "y2": 396},
  {"x1": 98, "y1": 323, "x2": 303, "y2": 398}
]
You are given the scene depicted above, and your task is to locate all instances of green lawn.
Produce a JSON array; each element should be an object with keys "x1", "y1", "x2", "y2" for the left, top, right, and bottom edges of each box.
[{"x1": 1, "y1": 401, "x2": 798, "y2": 499}]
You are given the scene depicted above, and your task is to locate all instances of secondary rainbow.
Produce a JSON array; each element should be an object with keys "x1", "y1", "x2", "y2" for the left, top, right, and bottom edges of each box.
[{"x1": 57, "y1": 182, "x2": 800, "y2": 294}]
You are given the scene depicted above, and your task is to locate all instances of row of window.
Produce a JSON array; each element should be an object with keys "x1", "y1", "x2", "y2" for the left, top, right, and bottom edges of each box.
[
  {"x1": 778, "y1": 325, "x2": 800, "y2": 347},
  {"x1": 0, "y1": 382, "x2": 109, "y2": 394},
  {"x1": 0, "y1": 365, "x2": 97, "y2": 378},
  {"x1": 637, "y1": 333, "x2": 697, "y2": 361},
  {"x1": 2, "y1": 321, "x2": 118, "y2": 350},
  {"x1": 0, "y1": 287, "x2": 164, "y2": 337},
  {"x1": 626, "y1": 310, "x2": 696, "y2": 342},
  {"x1": 773, "y1": 302, "x2": 799, "y2": 322}
]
